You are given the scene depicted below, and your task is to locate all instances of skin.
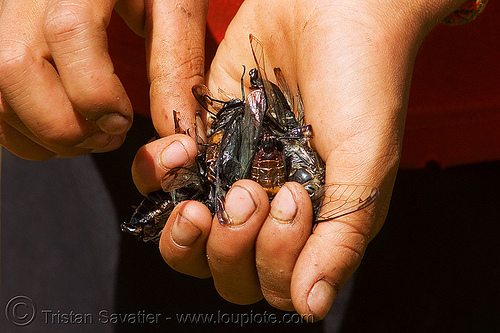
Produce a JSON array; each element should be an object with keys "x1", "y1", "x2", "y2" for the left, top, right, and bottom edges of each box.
[
  {"x1": 0, "y1": 0, "x2": 208, "y2": 159},
  {"x1": 0, "y1": 0, "x2": 467, "y2": 322},
  {"x1": 138, "y1": 0, "x2": 468, "y2": 320}
]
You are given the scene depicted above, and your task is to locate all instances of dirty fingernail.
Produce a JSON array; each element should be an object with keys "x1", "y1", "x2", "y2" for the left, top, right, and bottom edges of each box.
[
  {"x1": 96, "y1": 113, "x2": 130, "y2": 135},
  {"x1": 75, "y1": 132, "x2": 111, "y2": 149},
  {"x1": 224, "y1": 186, "x2": 256, "y2": 226},
  {"x1": 307, "y1": 279, "x2": 337, "y2": 320},
  {"x1": 91, "y1": 135, "x2": 124, "y2": 153},
  {"x1": 160, "y1": 140, "x2": 190, "y2": 169},
  {"x1": 270, "y1": 185, "x2": 297, "y2": 223},
  {"x1": 171, "y1": 213, "x2": 201, "y2": 246}
]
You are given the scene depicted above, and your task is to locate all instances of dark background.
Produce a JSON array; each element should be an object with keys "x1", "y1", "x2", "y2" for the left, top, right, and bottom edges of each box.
[{"x1": 343, "y1": 161, "x2": 500, "y2": 332}]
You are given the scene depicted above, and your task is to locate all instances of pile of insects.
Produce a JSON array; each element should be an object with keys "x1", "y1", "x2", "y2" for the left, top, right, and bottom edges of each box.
[{"x1": 121, "y1": 35, "x2": 379, "y2": 243}]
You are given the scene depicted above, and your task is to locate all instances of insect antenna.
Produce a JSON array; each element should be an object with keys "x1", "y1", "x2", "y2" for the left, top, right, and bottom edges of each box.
[
  {"x1": 204, "y1": 95, "x2": 230, "y2": 107},
  {"x1": 192, "y1": 85, "x2": 220, "y2": 118}
]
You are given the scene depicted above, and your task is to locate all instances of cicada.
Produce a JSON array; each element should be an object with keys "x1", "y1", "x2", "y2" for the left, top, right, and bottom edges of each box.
[
  {"x1": 121, "y1": 111, "x2": 212, "y2": 243},
  {"x1": 193, "y1": 66, "x2": 267, "y2": 224},
  {"x1": 246, "y1": 34, "x2": 379, "y2": 222}
]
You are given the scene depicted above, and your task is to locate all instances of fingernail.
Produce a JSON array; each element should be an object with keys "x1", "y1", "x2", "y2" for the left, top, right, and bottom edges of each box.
[
  {"x1": 75, "y1": 132, "x2": 112, "y2": 149},
  {"x1": 224, "y1": 186, "x2": 256, "y2": 226},
  {"x1": 171, "y1": 213, "x2": 201, "y2": 246},
  {"x1": 96, "y1": 113, "x2": 130, "y2": 135},
  {"x1": 307, "y1": 279, "x2": 337, "y2": 320},
  {"x1": 269, "y1": 186, "x2": 297, "y2": 223},
  {"x1": 160, "y1": 140, "x2": 190, "y2": 169},
  {"x1": 90, "y1": 135, "x2": 124, "y2": 153}
]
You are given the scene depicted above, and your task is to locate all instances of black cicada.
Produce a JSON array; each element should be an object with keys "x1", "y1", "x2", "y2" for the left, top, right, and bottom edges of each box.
[
  {"x1": 243, "y1": 34, "x2": 379, "y2": 222},
  {"x1": 192, "y1": 66, "x2": 267, "y2": 224},
  {"x1": 120, "y1": 111, "x2": 212, "y2": 243}
]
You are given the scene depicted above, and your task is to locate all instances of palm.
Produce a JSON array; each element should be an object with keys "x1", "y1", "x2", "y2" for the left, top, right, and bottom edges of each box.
[
  {"x1": 202, "y1": 0, "x2": 414, "y2": 314},
  {"x1": 153, "y1": 0, "x2": 453, "y2": 318}
]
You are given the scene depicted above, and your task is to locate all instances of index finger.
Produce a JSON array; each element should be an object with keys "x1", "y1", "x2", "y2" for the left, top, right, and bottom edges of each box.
[
  {"x1": 43, "y1": 0, "x2": 133, "y2": 135},
  {"x1": 145, "y1": 0, "x2": 208, "y2": 136}
]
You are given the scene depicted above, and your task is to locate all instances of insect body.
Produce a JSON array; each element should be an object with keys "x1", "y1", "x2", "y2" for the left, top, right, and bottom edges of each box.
[
  {"x1": 121, "y1": 111, "x2": 212, "y2": 243},
  {"x1": 121, "y1": 191, "x2": 174, "y2": 243},
  {"x1": 250, "y1": 132, "x2": 286, "y2": 197},
  {"x1": 205, "y1": 129, "x2": 224, "y2": 183},
  {"x1": 193, "y1": 67, "x2": 267, "y2": 224}
]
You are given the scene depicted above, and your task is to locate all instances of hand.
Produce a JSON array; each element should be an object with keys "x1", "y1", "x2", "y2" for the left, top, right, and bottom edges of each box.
[
  {"x1": 133, "y1": 0, "x2": 466, "y2": 320},
  {"x1": 0, "y1": 0, "x2": 207, "y2": 159}
]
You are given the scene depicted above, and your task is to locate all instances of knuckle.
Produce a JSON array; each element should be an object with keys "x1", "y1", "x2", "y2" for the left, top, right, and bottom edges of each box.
[
  {"x1": 330, "y1": 229, "x2": 368, "y2": 275},
  {"x1": 0, "y1": 41, "x2": 32, "y2": 82},
  {"x1": 43, "y1": 2, "x2": 96, "y2": 42},
  {"x1": 150, "y1": 54, "x2": 205, "y2": 86},
  {"x1": 72, "y1": 77, "x2": 126, "y2": 113},
  {"x1": 334, "y1": 242, "x2": 364, "y2": 273},
  {"x1": 177, "y1": 53, "x2": 205, "y2": 80},
  {"x1": 316, "y1": 220, "x2": 370, "y2": 278}
]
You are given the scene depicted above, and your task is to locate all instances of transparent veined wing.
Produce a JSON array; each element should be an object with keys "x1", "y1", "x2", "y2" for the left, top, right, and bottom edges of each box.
[{"x1": 316, "y1": 184, "x2": 379, "y2": 222}]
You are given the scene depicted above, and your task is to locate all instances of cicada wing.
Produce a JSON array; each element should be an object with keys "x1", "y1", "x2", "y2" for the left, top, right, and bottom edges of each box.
[
  {"x1": 160, "y1": 164, "x2": 201, "y2": 193},
  {"x1": 249, "y1": 34, "x2": 268, "y2": 82},
  {"x1": 213, "y1": 107, "x2": 245, "y2": 224},
  {"x1": 192, "y1": 84, "x2": 223, "y2": 117},
  {"x1": 295, "y1": 86, "x2": 305, "y2": 126},
  {"x1": 218, "y1": 88, "x2": 238, "y2": 102},
  {"x1": 316, "y1": 184, "x2": 379, "y2": 222},
  {"x1": 249, "y1": 36, "x2": 278, "y2": 110},
  {"x1": 274, "y1": 67, "x2": 294, "y2": 112},
  {"x1": 249, "y1": 35, "x2": 293, "y2": 130},
  {"x1": 240, "y1": 89, "x2": 266, "y2": 176}
]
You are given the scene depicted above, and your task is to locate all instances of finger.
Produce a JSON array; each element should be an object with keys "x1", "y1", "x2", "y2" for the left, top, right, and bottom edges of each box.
[
  {"x1": 43, "y1": 0, "x2": 133, "y2": 135},
  {"x1": 159, "y1": 200, "x2": 212, "y2": 279},
  {"x1": 255, "y1": 182, "x2": 312, "y2": 311},
  {"x1": 206, "y1": 179, "x2": 269, "y2": 305},
  {"x1": 0, "y1": 2, "x2": 126, "y2": 153},
  {"x1": 291, "y1": 208, "x2": 379, "y2": 320},
  {"x1": 131, "y1": 134, "x2": 198, "y2": 196},
  {"x1": 0, "y1": 95, "x2": 123, "y2": 156},
  {"x1": 0, "y1": 119, "x2": 56, "y2": 160},
  {"x1": 145, "y1": 0, "x2": 208, "y2": 136},
  {"x1": 113, "y1": 0, "x2": 146, "y2": 37}
]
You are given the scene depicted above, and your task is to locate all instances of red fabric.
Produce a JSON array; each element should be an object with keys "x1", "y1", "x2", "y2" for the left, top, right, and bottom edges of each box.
[
  {"x1": 207, "y1": 0, "x2": 244, "y2": 43},
  {"x1": 107, "y1": 0, "x2": 500, "y2": 169},
  {"x1": 403, "y1": 1, "x2": 500, "y2": 168},
  {"x1": 107, "y1": 17, "x2": 150, "y2": 118}
]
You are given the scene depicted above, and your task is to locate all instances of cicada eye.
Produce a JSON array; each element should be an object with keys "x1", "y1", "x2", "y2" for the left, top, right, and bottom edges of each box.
[
  {"x1": 249, "y1": 68, "x2": 258, "y2": 81},
  {"x1": 290, "y1": 168, "x2": 313, "y2": 184}
]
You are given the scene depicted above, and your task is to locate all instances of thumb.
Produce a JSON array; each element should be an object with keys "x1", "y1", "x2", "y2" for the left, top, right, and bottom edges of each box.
[{"x1": 145, "y1": 0, "x2": 208, "y2": 136}]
